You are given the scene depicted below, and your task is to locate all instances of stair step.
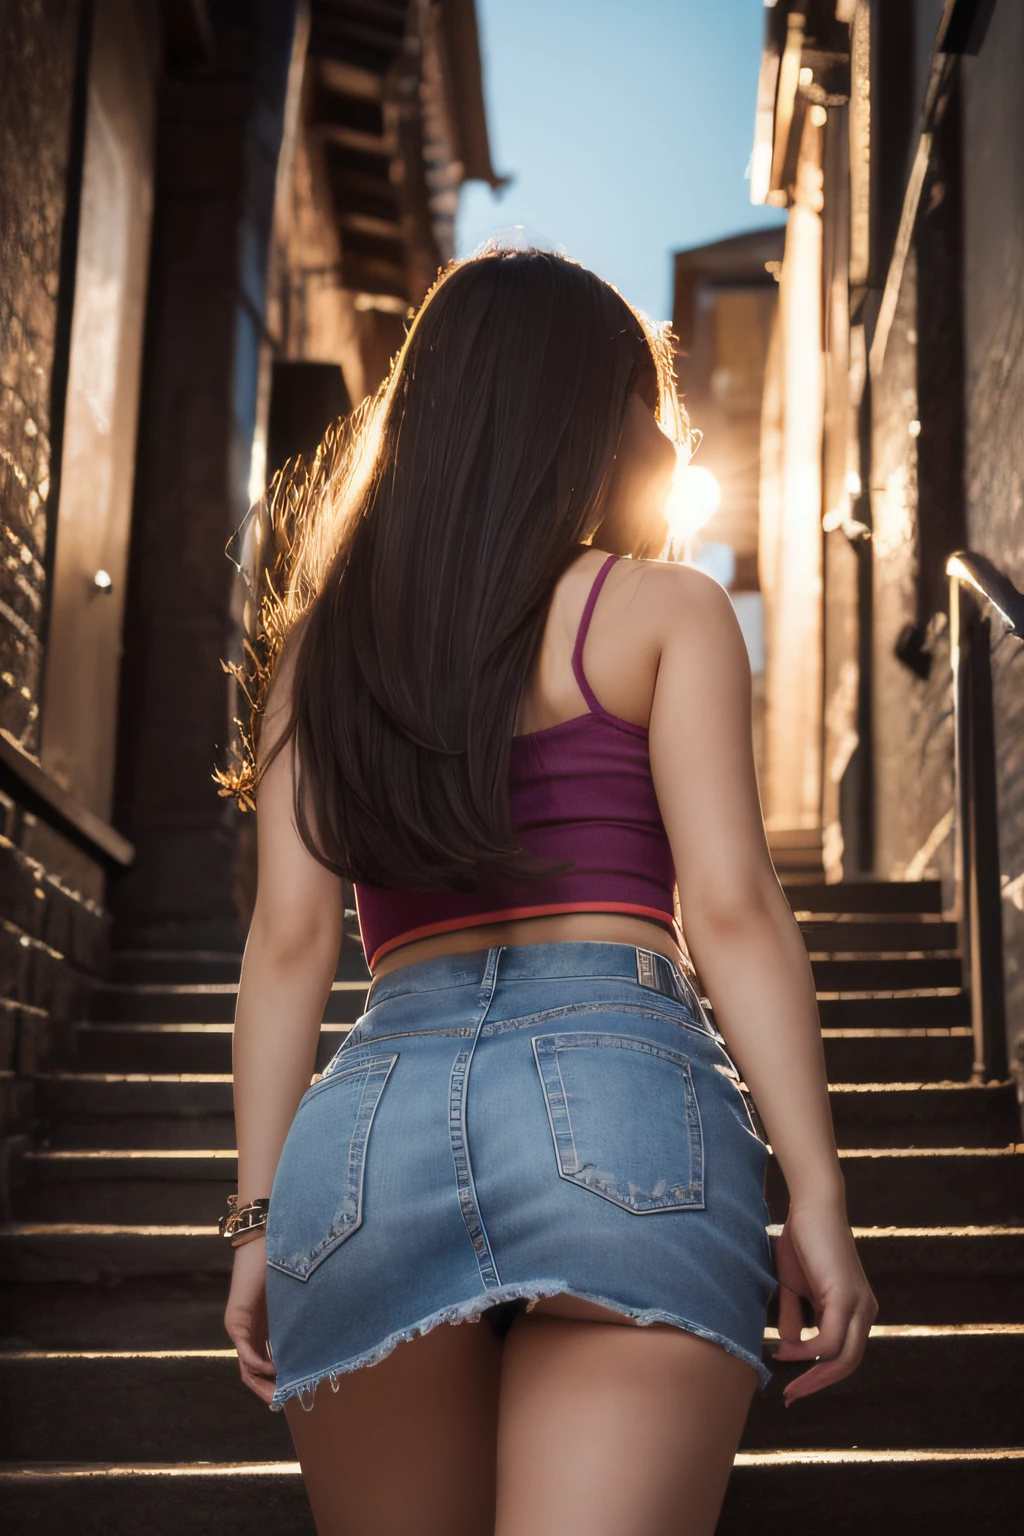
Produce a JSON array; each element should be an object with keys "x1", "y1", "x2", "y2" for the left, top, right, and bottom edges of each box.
[
  {"x1": 3, "y1": 1224, "x2": 1023, "y2": 1322},
  {"x1": 12, "y1": 1151, "x2": 238, "y2": 1224},
  {"x1": 831, "y1": 1226, "x2": 1024, "y2": 1324},
  {"x1": 817, "y1": 992, "x2": 967, "y2": 1029},
  {"x1": 798, "y1": 918, "x2": 958, "y2": 952},
  {"x1": 0, "y1": 1350, "x2": 292, "y2": 1462},
  {"x1": 0, "y1": 1225, "x2": 233, "y2": 1282},
  {"x1": 827, "y1": 1081, "x2": 1019, "y2": 1147},
  {"x1": 773, "y1": 1145, "x2": 1024, "y2": 1227},
  {"x1": 721, "y1": 1448, "x2": 1024, "y2": 1534},
  {"x1": 109, "y1": 951, "x2": 245, "y2": 986},
  {"x1": 32, "y1": 1073, "x2": 238, "y2": 1150},
  {"x1": 0, "y1": 1449, "x2": 1018, "y2": 1536},
  {"x1": 820, "y1": 1029, "x2": 973, "y2": 1082},
  {"x1": 783, "y1": 880, "x2": 943, "y2": 914},
  {"x1": 72, "y1": 1023, "x2": 352, "y2": 1075},
  {"x1": 810, "y1": 956, "x2": 962, "y2": 989},
  {"x1": 108, "y1": 947, "x2": 371, "y2": 986},
  {"x1": 0, "y1": 1274, "x2": 231, "y2": 1351},
  {"x1": 3, "y1": 1326, "x2": 1019, "y2": 1462},
  {"x1": 750, "y1": 1324, "x2": 1024, "y2": 1450},
  {"x1": 0, "y1": 1463, "x2": 314, "y2": 1536},
  {"x1": 87, "y1": 980, "x2": 369, "y2": 1025}
]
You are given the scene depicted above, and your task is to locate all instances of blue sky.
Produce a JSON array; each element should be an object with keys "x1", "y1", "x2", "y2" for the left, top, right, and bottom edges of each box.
[{"x1": 456, "y1": 0, "x2": 785, "y2": 323}]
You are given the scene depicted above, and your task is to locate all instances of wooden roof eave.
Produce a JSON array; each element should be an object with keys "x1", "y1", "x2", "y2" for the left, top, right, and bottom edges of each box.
[
  {"x1": 435, "y1": 0, "x2": 509, "y2": 191},
  {"x1": 304, "y1": 0, "x2": 502, "y2": 307}
]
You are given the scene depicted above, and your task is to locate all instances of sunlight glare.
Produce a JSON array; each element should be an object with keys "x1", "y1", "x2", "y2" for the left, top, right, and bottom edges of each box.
[{"x1": 667, "y1": 460, "x2": 722, "y2": 543}]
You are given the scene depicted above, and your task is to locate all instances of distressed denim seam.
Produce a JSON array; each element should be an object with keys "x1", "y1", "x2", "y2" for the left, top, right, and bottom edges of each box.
[
  {"x1": 479, "y1": 999, "x2": 716, "y2": 1041},
  {"x1": 533, "y1": 1041, "x2": 580, "y2": 1178},
  {"x1": 448, "y1": 948, "x2": 503, "y2": 1289},
  {"x1": 337, "y1": 1027, "x2": 474, "y2": 1051}
]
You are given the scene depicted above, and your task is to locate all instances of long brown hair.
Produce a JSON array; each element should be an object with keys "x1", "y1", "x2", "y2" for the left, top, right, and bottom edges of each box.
[{"x1": 219, "y1": 249, "x2": 687, "y2": 890}]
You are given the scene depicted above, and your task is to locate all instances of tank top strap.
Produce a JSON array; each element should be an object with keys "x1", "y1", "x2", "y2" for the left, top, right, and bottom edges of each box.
[{"x1": 571, "y1": 554, "x2": 619, "y2": 715}]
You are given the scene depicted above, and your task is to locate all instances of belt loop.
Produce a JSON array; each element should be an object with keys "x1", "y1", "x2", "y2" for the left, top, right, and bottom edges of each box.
[
  {"x1": 482, "y1": 945, "x2": 502, "y2": 993},
  {"x1": 635, "y1": 947, "x2": 659, "y2": 991}
]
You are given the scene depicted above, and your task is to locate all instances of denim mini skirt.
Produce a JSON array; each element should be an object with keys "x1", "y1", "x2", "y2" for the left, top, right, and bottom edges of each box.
[{"x1": 264, "y1": 941, "x2": 777, "y2": 1411}]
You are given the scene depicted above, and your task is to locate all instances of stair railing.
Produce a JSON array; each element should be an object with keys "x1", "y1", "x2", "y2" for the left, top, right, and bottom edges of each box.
[{"x1": 946, "y1": 551, "x2": 1024, "y2": 1083}]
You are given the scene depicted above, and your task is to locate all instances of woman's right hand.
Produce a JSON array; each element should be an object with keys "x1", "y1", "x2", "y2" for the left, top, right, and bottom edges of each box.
[
  {"x1": 224, "y1": 1236, "x2": 277, "y2": 1404},
  {"x1": 770, "y1": 1199, "x2": 878, "y2": 1406}
]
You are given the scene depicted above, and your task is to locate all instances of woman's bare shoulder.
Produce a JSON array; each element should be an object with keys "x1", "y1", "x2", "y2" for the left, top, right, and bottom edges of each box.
[
  {"x1": 631, "y1": 561, "x2": 752, "y2": 715},
  {"x1": 631, "y1": 559, "x2": 744, "y2": 644}
]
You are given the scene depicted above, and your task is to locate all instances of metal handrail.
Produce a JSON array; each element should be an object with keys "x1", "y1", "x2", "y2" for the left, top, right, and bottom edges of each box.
[
  {"x1": 947, "y1": 550, "x2": 1024, "y2": 636},
  {"x1": 946, "y1": 550, "x2": 1024, "y2": 1083}
]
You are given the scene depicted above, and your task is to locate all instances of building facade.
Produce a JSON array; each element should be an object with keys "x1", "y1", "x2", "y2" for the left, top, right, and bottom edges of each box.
[
  {"x1": 0, "y1": 0, "x2": 498, "y2": 1194},
  {"x1": 750, "y1": 0, "x2": 1023, "y2": 1089},
  {"x1": 672, "y1": 227, "x2": 786, "y2": 795}
]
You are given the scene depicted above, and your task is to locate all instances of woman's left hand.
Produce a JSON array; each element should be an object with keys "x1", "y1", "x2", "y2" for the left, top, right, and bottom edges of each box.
[
  {"x1": 770, "y1": 1199, "x2": 877, "y2": 1407},
  {"x1": 224, "y1": 1236, "x2": 277, "y2": 1403}
]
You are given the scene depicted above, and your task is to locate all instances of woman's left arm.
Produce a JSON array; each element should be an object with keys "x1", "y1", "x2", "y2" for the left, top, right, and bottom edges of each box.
[
  {"x1": 645, "y1": 562, "x2": 876, "y2": 1405},
  {"x1": 224, "y1": 654, "x2": 344, "y2": 1402}
]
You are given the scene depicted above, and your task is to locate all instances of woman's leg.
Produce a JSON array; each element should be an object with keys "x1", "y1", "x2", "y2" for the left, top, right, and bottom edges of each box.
[
  {"x1": 284, "y1": 1315, "x2": 504, "y2": 1536},
  {"x1": 494, "y1": 1300, "x2": 757, "y2": 1536}
]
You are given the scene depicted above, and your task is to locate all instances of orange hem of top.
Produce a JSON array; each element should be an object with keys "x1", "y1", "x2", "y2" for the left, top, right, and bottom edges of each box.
[{"x1": 366, "y1": 901, "x2": 677, "y2": 970}]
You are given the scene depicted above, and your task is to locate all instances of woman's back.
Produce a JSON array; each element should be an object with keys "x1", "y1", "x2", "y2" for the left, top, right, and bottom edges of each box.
[
  {"x1": 514, "y1": 548, "x2": 658, "y2": 737},
  {"x1": 361, "y1": 549, "x2": 704, "y2": 977}
]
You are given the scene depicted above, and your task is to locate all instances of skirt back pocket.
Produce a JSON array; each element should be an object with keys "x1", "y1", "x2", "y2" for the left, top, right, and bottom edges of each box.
[
  {"x1": 532, "y1": 1032, "x2": 705, "y2": 1214},
  {"x1": 266, "y1": 1053, "x2": 397, "y2": 1281}
]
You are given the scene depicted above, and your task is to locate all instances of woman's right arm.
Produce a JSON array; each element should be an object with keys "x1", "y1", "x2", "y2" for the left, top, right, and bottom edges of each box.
[
  {"x1": 645, "y1": 562, "x2": 877, "y2": 1405},
  {"x1": 224, "y1": 640, "x2": 344, "y2": 1401}
]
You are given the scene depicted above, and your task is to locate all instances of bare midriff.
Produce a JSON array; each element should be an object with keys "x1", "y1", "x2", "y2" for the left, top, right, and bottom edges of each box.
[{"x1": 369, "y1": 909, "x2": 693, "y2": 980}]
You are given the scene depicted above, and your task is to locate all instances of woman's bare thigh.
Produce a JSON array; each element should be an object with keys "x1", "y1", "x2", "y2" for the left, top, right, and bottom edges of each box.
[
  {"x1": 495, "y1": 1301, "x2": 758, "y2": 1536},
  {"x1": 284, "y1": 1316, "x2": 504, "y2": 1536}
]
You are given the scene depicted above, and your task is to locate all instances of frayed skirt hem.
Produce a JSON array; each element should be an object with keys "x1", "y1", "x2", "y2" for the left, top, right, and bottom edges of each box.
[{"x1": 269, "y1": 1278, "x2": 773, "y2": 1410}]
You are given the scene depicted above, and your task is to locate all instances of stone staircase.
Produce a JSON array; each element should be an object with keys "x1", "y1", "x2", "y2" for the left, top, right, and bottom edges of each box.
[{"x1": 1, "y1": 880, "x2": 1022, "y2": 1533}]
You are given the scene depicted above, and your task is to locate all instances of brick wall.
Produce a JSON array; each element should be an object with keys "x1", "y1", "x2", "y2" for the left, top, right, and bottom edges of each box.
[
  {"x1": 869, "y1": 244, "x2": 956, "y2": 893},
  {"x1": 0, "y1": 0, "x2": 112, "y2": 1193},
  {"x1": 867, "y1": 8, "x2": 1024, "y2": 1078},
  {"x1": 961, "y1": 2, "x2": 1024, "y2": 1077},
  {"x1": 0, "y1": 0, "x2": 82, "y2": 754}
]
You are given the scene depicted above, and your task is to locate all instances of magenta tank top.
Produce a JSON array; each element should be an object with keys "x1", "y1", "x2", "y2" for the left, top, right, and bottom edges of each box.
[{"x1": 354, "y1": 555, "x2": 678, "y2": 968}]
